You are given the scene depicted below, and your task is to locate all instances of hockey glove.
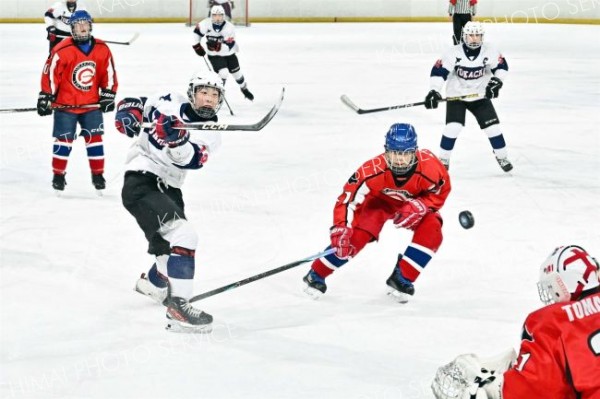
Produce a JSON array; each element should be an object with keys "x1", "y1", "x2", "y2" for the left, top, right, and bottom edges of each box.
[
  {"x1": 99, "y1": 89, "x2": 116, "y2": 113},
  {"x1": 192, "y1": 43, "x2": 206, "y2": 57},
  {"x1": 425, "y1": 90, "x2": 443, "y2": 109},
  {"x1": 485, "y1": 77, "x2": 503, "y2": 99},
  {"x1": 330, "y1": 225, "x2": 355, "y2": 259},
  {"x1": 37, "y1": 91, "x2": 55, "y2": 116},
  {"x1": 115, "y1": 97, "x2": 144, "y2": 137},
  {"x1": 206, "y1": 37, "x2": 222, "y2": 52},
  {"x1": 46, "y1": 26, "x2": 58, "y2": 44},
  {"x1": 155, "y1": 114, "x2": 190, "y2": 148},
  {"x1": 393, "y1": 198, "x2": 428, "y2": 230}
]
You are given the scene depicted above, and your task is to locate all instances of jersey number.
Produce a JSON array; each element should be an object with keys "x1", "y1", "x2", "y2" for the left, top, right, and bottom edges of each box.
[
  {"x1": 515, "y1": 353, "x2": 531, "y2": 372},
  {"x1": 589, "y1": 330, "x2": 600, "y2": 356}
]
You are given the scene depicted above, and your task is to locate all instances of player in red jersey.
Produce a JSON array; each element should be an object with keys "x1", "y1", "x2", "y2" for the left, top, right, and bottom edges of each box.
[
  {"x1": 302, "y1": 123, "x2": 451, "y2": 303},
  {"x1": 38, "y1": 10, "x2": 118, "y2": 194},
  {"x1": 431, "y1": 245, "x2": 600, "y2": 399}
]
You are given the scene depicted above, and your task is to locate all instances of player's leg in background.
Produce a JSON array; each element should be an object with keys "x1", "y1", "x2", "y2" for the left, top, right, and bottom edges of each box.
[
  {"x1": 439, "y1": 101, "x2": 467, "y2": 169},
  {"x1": 51, "y1": 110, "x2": 78, "y2": 191},
  {"x1": 78, "y1": 109, "x2": 106, "y2": 190},
  {"x1": 468, "y1": 100, "x2": 513, "y2": 172},
  {"x1": 226, "y1": 54, "x2": 254, "y2": 100},
  {"x1": 208, "y1": 55, "x2": 228, "y2": 86}
]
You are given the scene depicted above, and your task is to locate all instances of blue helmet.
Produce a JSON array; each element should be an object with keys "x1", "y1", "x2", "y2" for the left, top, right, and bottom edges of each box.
[
  {"x1": 384, "y1": 123, "x2": 418, "y2": 175},
  {"x1": 69, "y1": 10, "x2": 93, "y2": 42}
]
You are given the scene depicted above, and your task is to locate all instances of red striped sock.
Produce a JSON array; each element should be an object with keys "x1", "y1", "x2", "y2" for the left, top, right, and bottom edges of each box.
[
  {"x1": 52, "y1": 138, "x2": 73, "y2": 175},
  {"x1": 85, "y1": 135, "x2": 104, "y2": 175}
]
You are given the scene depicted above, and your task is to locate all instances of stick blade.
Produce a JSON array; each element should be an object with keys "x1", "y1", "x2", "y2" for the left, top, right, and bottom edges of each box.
[{"x1": 340, "y1": 95, "x2": 361, "y2": 113}]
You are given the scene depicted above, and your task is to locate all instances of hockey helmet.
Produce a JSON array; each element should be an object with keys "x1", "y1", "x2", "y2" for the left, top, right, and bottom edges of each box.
[
  {"x1": 187, "y1": 70, "x2": 225, "y2": 119},
  {"x1": 537, "y1": 245, "x2": 599, "y2": 304},
  {"x1": 384, "y1": 123, "x2": 418, "y2": 176},
  {"x1": 462, "y1": 21, "x2": 484, "y2": 49},
  {"x1": 69, "y1": 10, "x2": 92, "y2": 42},
  {"x1": 211, "y1": 5, "x2": 226, "y2": 25}
]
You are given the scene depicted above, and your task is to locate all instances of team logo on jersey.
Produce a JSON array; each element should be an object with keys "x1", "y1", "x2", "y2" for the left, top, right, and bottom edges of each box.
[
  {"x1": 455, "y1": 66, "x2": 485, "y2": 80},
  {"x1": 381, "y1": 188, "x2": 412, "y2": 201},
  {"x1": 72, "y1": 61, "x2": 96, "y2": 91}
]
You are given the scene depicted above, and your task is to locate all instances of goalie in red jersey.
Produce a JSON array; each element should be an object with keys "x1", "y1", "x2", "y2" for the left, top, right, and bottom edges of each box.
[
  {"x1": 302, "y1": 123, "x2": 451, "y2": 303},
  {"x1": 432, "y1": 245, "x2": 600, "y2": 399},
  {"x1": 38, "y1": 10, "x2": 118, "y2": 194}
]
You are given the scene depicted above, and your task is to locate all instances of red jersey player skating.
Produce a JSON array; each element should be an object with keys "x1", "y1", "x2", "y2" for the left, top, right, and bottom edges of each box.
[
  {"x1": 38, "y1": 10, "x2": 118, "y2": 194},
  {"x1": 431, "y1": 244, "x2": 600, "y2": 399},
  {"x1": 303, "y1": 123, "x2": 451, "y2": 303}
]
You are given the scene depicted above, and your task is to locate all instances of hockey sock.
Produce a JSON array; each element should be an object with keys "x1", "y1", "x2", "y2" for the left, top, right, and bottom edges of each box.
[
  {"x1": 85, "y1": 134, "x2": 105, "y2": 175},
  {"x1": 147, "y1": 263, "x2": 169, "y2": 288},
  {"x1": 231, "y1": 70, "x2": 247, "y2": 88},
  {"x1": 52, "y1": 138, "x2": 73, "y2": 175},
  {"x1": 166, "y1": 246, "x2": 195, "y2": 299},
  {"x1": 398, "y1": 213, "x2": 442, "y2": 281},
  {"x1": 484, "y1": 125, "x2": 508, "y2": 158},
  {"x1": 312, "y1": 228, "x2": 373, "y2": 277},
  {"x1": 439, "y1": 122, "x2": 463, "y2": 159}
]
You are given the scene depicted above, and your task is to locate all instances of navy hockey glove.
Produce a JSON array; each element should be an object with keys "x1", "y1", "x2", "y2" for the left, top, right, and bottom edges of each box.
[
  {"x1": 485, "y1": 77, "x2": 503, "y2": 99},
  {"x1": 425, "y1": 90, "x2": 443, "y2": 109},
  {"x1": 99, "y1": 89, "x2": 116, "y2": 113},
  {"x1": 115, "y1": 97, "x2": 144, "y2": 137},
  {"x1": 37, "y1": 91, "x2": 55, "y2": 116},
  {"x1": 46, "y1": 26, "x2": 58, "y2": 44},
  {"x1": 192, "y1": 43, "x2": 206, "y2": 56},
  {"x1": 155, "y1": 114, "x2": 189, "y2": 148}
]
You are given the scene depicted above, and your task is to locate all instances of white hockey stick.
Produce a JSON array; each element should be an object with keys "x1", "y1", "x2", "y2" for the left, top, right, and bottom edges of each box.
[{"x1": 141, "y1": 88, "x2": 285, "y2": 132}]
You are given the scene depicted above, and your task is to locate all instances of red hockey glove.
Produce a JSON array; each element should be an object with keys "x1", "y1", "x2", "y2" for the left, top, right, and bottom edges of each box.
[
  {"x1": 155, "y1": 114, "x2": 189, "y2": 148},
  {"x1": 192, "y1": 43, "x2": 206, "y2": 57},
  {"x1": 330, "y1": 225, "x2": 355, "y2": 259},
  {"x1": 393, "y1": 199, "x2": 428, "y2": 230}
]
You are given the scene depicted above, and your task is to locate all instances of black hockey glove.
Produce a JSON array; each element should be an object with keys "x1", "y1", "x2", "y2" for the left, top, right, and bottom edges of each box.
[
  {"x1": 37, "y1": 91, "x2": 55, "y2": 116},
  {"x1": 485, "y1": 77, "x2": 503, "y2": 99},
  {"x1": 99, "y1": 89, "x2": 116, "y2": 113},
  {"x1": 425, "y1": 90, "x2": 442, "y2": 109},
  {"x1": 192, "y1": 43, "x2": 206, "y2": 57},
  {"x1": 206, "y1": 37, "x2": 222, "y2": 52},
  {"x1": 46, "y1": 26, "x2": 58, "y2": 44}
]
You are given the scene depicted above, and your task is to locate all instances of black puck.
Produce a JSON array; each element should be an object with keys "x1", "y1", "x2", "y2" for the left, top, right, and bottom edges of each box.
[{"x1": 459, "y1": 211, "x2": 475, "y2": 229}]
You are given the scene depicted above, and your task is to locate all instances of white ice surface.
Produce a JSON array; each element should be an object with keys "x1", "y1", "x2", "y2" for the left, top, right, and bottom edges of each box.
[{"x1": 0, "y1": 22, "x2": 599, "y2": 399}]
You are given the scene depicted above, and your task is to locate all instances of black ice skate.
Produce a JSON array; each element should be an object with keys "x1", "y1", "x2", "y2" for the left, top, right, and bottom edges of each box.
[
  {"x1": 496, "y1": 157, "x2": 513, "y2": 172},
  {"x1": 166, "y1": 296, "x2": 213, "y2": 333},
  {"x1": 241, "y1": 87, "x2": 254, "y2": 101},
  {"x1": 52, "y1": 173, "x2": 66, "y2": 193},
  {"x1": 92, "y1": 173, "x2": 106, "y2": 190},
  {"x1": 303, "y1": 270, "x2": 327, "y2": 300},
  {"x1": 386, "y1": 268, "x2": 415, "y2": 304}
]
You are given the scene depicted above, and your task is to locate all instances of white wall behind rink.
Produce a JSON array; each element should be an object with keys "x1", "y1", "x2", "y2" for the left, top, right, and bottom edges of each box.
[{"x1": 2, "y1": 0, "x2": 599, "y2": 22}]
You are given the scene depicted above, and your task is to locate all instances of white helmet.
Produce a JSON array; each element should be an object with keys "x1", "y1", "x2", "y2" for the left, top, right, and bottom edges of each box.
[
  {"x1": 187, "y1": 70, "x2": 225, "y2": 119},
  {"x1": 462, "y1": 21, "x2": 485, "y2": 49},
  {"x1": 210, "y1": 5, "x2": 225, "y2": 16},
  {"x1": 537, "y1": 245, "x2": 599, "y2": 305}
]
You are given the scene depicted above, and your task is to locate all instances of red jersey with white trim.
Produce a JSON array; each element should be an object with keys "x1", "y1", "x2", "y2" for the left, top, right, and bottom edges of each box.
[
  {"x1": 503, "y1": 292, "x2": 600, "y2": 399},
  {"x1": 41, "y1": 37, "x2": 118, "y2": 114},
  {"x1": 333, "y1": 149, "x2": 450, "y2": 227}
]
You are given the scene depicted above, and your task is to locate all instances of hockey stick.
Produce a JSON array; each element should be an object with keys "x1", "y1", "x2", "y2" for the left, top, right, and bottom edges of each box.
[
  {"x1": 56, "y1": 32, "x2": 139, "y2": 45},
  {"x1": 189, "y1": 248, "x2": 336, "y2": 303},
  {"x1": 340, "y1": 93, "x2": 480, "y2": 114},
  {"x1": 0, "y1": 103, "x2": 100, "y2": 113},
  {"x1": 202, "y1": 56, "x2": 235, "y2": 116},
  {"x1": 141, "y1": 87, "x2": 284, "y2": 132}
]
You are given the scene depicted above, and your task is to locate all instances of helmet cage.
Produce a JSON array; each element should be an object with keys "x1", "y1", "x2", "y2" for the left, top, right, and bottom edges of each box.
[
  {"x1": 69, "y1": 10, "x2": 92, "y2": 42},
  {"x1": 187, "y1": 76, "x2": 224, "y2": 119},
  {"x1": 462, "y1": 22, "x2": 484, "y2": 49}
]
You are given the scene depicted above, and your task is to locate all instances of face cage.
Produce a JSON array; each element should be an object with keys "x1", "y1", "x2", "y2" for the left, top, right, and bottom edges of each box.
[
  {"x1": 385, "y1": 150, "x2": 417, "y2": 175},
  {"x1": 71, "y1": 21, "x2": 91, "y2": 42},
  {"x1": 463, "y1": 33, "x2": 483, "y2": 49},
  {"x1": 431, "y1": 362, "x2": 471, "y2": 399},
  {"x1": 189, "y1": 84, "x2": 224, "y2": 119}
]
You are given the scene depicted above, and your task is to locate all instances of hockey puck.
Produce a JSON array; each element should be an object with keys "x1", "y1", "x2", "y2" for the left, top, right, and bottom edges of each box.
[{"x1": 459, "y1": 211, "x2": 475, "y2": 229}]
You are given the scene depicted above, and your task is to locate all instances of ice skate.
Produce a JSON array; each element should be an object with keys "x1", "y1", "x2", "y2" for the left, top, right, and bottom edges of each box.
[
  {"x1": 241, "y1": 87, "x2": 254, "y2": 101},
  {"x1": 386, "y1": 268, "x2": 415, "y2": 304},
  {"x1": 134, "y1": 273, "x2": 168, "y2": 305},
  {"x1": 52, "y1": 173, "x2": 66, "y2": 196},
  {"x1": 496, "y1": 157, "x2": 513, "y2": 172},
  {"x1": 92, "y1": 173, "x2": 106, "y2": 196},
  {"x1": 303, "y1": 270, "x2": 327, "y2": 300},
  {"x1": 165, "y1": 296, "x2": 213, "y2": 333}
]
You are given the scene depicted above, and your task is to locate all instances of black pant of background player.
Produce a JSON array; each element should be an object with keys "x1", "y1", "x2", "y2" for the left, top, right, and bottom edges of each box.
[
  {"x1": 122, "y1": 171, "x2": 187, "y2": 257},
  {"x1": 452, "y1": 14, "x2": 472, "y2": 45}
]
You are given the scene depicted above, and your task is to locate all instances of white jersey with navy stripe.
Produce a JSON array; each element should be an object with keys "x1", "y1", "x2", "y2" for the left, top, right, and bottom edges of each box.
[
  {"x1": 193, "y1": 18, "x2": 238, "y2": 57},
  {"x1": 124, "y1": 92, "x2": 221, "y2": 188},
  {"x1": 44, "y1": 1, "x2": 87, "y2": 33},
  {"x1": 430, "y1": 42, "x2": 508, "y2": 101}
]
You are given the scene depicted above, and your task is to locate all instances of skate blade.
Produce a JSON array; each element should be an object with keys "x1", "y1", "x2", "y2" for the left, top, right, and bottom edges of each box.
[
  {"x1": 54, "y1": 190, "x2": 63, "y2": 197},
  {"x1": 165, "y1": 321, "x2": 213, "y2": 334},
  {"x1": 95, "y1": 189, "x2": 104, "y2": 197},
  {"x1": 303, "y1": 285, "x2": 324, "y2": 300},
  {"x1": 387, "y1": 287, "x2": 410, "y2": 304}
]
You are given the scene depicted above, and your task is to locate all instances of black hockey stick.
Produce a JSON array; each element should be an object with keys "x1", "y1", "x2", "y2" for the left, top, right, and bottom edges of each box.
[
  {"x1": 141, "y1": 87, "x2": 285, "y2": 131},
  {"x1": 56, "y1": 32, "x2": 139, "y2": 45},
  {"x1": 202, "y1": 56, "x2": 235, "y2": 116},
  {"x1": 340, "y1": 93, "x2": 480, "y2": 114},
  {"x1": 189, "y1": 248, "x2": 336, "y2": 303},
  {"x1": 0, "y1": 103, "x2": 100, "y2": 113}
]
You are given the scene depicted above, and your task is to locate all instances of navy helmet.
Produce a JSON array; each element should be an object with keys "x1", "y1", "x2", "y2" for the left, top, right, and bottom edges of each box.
[
  {"x1": 384, "y1": 123, "x2": 418, "y2": 175},
  {"x1": 69, "y1": 10, "x2": 93, "y2": 42}
]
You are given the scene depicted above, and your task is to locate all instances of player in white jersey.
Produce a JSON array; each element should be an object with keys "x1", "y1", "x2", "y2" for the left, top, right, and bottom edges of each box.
[
  {"x1": 424, "y1": 22, "x2": 513, "y2": 172},
  {"x1": 44, "y1": 0, "x2": 86, "y2": 51},
  {"x1": 207, "y1": 0, "x2": 234, "y2": 21},
  {"x1": 192, "y1": 5, "x2": 254, "y2": 101},
  {"x1": 114, "y1": 71, "x2": 225, "y2": 333}
]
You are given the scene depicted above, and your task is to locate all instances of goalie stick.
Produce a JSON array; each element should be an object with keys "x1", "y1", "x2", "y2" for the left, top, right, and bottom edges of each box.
[
  {"x1": 56, "y1": 32, "x2": 140, "y2": 46},
  {"x1": 0, "y1": 103, "x2": 100, "y2": 114},
  {"x1": 189, "y1": 248, "x2": 336, "y2": 303},
  {"x1": 340, "y1": 93, "x2": 479, "y2": 114},
  {"x1": 141, "y1": 87, "x2": 285, "y2": 132}
]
